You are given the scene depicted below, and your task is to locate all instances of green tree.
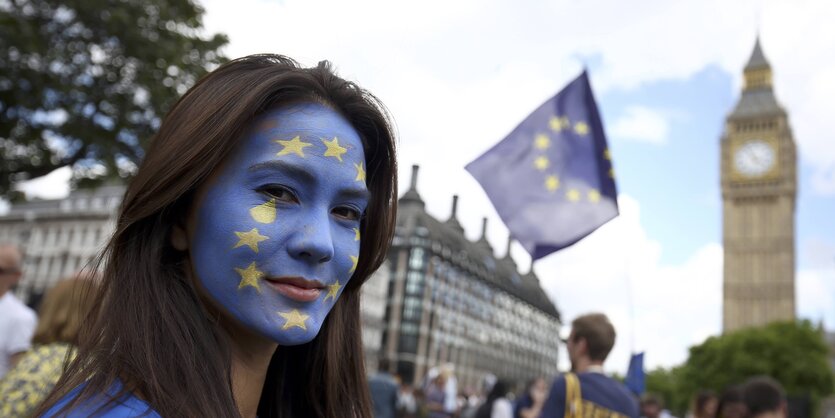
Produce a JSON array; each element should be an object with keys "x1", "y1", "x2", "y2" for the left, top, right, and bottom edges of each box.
[
  {"x1": 646, "y1": 366, "x2": 689, "y2": 416},
  {"x1": 677, "y1": 320, "x2": 834, "y2": 413},
  {"x1": 0, "y1": 0, "x2": 227, "y2": 196}
]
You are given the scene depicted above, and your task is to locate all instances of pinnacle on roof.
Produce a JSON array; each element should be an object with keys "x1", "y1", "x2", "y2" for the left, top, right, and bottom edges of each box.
[
  {"x1": 476, "y1": 217, "x2": 493, "y2": 252},
  {"x1": 745, "y1": 36, "x2": 770, "y2": 71},
  {"x1": 445, "y1": 195, "x2": 465, "y2": 234},
  {"x1": 399, "y1": 164, "x2": 425, "y2": 208},
  {"x1": 501, "y1": 235, "x2": 517, "y2": 268}
]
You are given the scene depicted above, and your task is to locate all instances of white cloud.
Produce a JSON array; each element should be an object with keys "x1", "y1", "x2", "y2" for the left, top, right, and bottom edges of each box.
[
  {"x1": 16, "y1": 166, "x2": 71, "y2": 200},
  {"x1": 797, "y1": 238, "x2": 835, "y2": 327},
  {"x1": 196, "y1": 0, "x2": 835, "y2": 193},
  {"x1": 535, "y1": 195, "x2": 723, "y2": 373},
  {"x1": 610, "y1": 106, "x2": 670, "y2": 145},
  {"x1": 797, "y1": 268, "x2": 835, "y2": 328}
]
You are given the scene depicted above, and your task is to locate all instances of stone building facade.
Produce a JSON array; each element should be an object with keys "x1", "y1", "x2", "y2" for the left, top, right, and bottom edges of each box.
[
  {"x1": 382, "y1": 166, "x2": 561, "y2": 389},
  {"x1": 721, "y1": 39, "x2": 797, "y2": 332}
]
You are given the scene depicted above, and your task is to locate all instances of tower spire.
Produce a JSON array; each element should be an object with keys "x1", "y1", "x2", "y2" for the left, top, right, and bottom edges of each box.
[
  {"x1": 745, "y1": 36, "x2": 770, "y2": 71},
  {"x1": 743, "y1": 37, "x2": 772, "y2": 91}
]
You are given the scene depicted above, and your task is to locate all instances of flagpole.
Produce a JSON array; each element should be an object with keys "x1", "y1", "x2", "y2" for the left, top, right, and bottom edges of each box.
[{"x1": 624, "y1": 236, "x2": 637, "y2": 355}]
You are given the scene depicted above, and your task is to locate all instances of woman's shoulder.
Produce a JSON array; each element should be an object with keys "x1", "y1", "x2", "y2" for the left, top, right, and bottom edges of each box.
[{"x1": 41, "y1": 382, "x2": 161, "y2": 418}]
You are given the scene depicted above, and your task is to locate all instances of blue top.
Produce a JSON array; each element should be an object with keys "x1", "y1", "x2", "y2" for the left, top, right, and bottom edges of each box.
[
  {"x1": 513, "y1": 392, "x2": 534, "y2": 418},
  {"x1": 540, "y1": 372, "x2": 639, "y2": 418},
  {"x1": 42, "y1": 382, "x2": 160, "y2": 418},
  {"x1": 368, "y1": 372, "x2": 399, "y2": 418}
]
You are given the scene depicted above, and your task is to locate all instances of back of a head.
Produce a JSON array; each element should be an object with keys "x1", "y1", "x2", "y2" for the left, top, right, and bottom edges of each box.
[
  {"x1": 716, "y1": 385, "x2": 748, "y2": 418},
  {"x1": 378, "y1": 358, "x2": 391, "y2": 373},
  {"x1": 0, "y1": 243, "x2": 23, "y2": 291},
  {"x1": 475, "y1": 379, "x2": 509, "y2": 418},
  {"x1": 572, "y1": 313, "x2": 616, "y2": 362},
  {"x1": 32, "y1": 275, "x2": 99, "y2": 345},
  {"x1": 692, "y1": 389, "x2": 718, "y2": 417},
  {"x1": 743, "y1": 376, "x2": 785, "y2": 417}
]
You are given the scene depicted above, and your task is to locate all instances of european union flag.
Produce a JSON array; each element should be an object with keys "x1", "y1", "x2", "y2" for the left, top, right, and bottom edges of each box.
[
  {"x1": 624, "y1": 352, "x2": 645, "y2": 396},
  {"x1": 466, "y1": 71, "x2": 618, "y2": 261}
]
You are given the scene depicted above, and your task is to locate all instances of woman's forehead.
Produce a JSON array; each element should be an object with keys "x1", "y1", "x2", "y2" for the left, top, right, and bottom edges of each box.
[
  {"x1": 234, "y1": 103, "x2": 364, "y2": 163},
  {"x1": 254, "y1": 103, "x2": 359, "y2": 140}
]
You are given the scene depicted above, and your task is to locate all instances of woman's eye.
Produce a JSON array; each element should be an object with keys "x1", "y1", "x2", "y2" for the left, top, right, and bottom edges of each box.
[
  {"x1": 332, "y1": 206, "x2": 361, "y2": 221},
  {"x1": 258, "y1": 185, "x2": 297, "y2": 203}
]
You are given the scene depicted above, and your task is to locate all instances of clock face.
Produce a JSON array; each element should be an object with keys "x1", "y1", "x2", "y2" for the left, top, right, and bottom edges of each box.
[{"x1": 734, "y1": 139, "x2": 776, "y2": 178}]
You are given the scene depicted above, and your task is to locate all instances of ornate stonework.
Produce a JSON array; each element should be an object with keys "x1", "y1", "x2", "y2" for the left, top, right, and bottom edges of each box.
[{"x1": 721, "y1": 39, "x2": 797, "y2": 332}]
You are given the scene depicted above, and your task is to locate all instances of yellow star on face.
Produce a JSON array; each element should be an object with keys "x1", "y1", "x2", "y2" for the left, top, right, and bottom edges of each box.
[
  {"x1": 534, "y1": 156, "x2": 550, "y2": 171},
  {"x1": 534, "y1": 133, "x2": 550, "y2": 150},
  {"x1": 354, "y1": 162, "x2": 366, "y2": 182},
  {"x1": 278, "y1": 309, "x2": 309, "y2": 331},
  {"x1": 609, "y1": 167, "x2": 615, "y2": 178},
  {"x1": 353, "y1": 227, "x2": 360, "y2": 241},
  {"x1": 233, "y1": 228, "x2": 269, "y2": 253},
  {"x1": 250, "y1": 199, "x2": 276, "y2": 224},
  {"x1": 275, "y1": 136, "x2": 313, "y2": 157},
  {"x1": 566, "y1": 189, "x2": 581, "y2": 202},
  {"x1": 235, "y1": 262, "x2": 263, "y2": 292},
  {"x1": 323, "y1": 280, "x2": 341, "y2": 303},
  {"x1": 322, "y1": 137, "x2": 348, "y2": 162},
  {"x1": 545, "y1": 175, "x2": 560, "y2": 192},
  {"x1": 588, "y1": 189, "x2": 601, "y2": 203},
  {"x1": 349, "y1": 255, "x2": 358, "y2": 274},
  {"x1": 574, "y1": 121, "x2": 589, "y2": 135},
  {"x1": 603, "y1": 148, "x2": 611, "y2": 160}
]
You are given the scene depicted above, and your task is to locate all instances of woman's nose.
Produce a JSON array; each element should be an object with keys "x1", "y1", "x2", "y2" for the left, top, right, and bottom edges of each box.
[{"x1": 287, "y1": 215, "x2": 335, "y2": 264}]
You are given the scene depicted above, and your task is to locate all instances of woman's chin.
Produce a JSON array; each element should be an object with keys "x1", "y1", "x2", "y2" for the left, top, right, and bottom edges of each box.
[{"x1": 263, "y1": 323, "x2": 322, "y2": 346}]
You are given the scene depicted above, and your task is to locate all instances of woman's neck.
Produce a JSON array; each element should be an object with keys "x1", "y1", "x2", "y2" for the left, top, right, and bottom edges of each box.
[{"x1": 224, "y1": 319, "x2": 278, "y2": 418}]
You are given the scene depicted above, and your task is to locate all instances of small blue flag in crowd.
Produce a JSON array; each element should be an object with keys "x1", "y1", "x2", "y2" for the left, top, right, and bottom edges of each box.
[
  {"x1": 624, "y1": 352, "x2": 645, "y2": 396},
  {"x1": 466, "y1": 71, "x2": 618, "y2": 261}
]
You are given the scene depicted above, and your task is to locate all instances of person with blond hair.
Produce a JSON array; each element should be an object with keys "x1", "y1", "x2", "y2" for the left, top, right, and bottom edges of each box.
[{"x1": 0, "y1": 275, "x2": 98, "y2": 417}]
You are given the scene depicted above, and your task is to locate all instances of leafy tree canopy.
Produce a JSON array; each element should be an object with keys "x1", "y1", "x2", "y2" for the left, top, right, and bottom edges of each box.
[
  {"x1": 648, "y1": 320, "x2": 834, "y2": 416},
  {"x1": 646, "y1": 366, "x2": 688, "y2": 415},
  {"x1": 0, "y1": 0, "x2": 227, "y2": 197}
]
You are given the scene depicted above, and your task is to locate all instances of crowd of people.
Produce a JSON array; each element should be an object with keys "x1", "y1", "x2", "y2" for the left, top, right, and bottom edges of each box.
[
  {"x1": 0, "y1": 244, "x2": 100, "y2": 417},
  {"x1": 368, "y1": 313, "x2": 793, "y2": 418}
]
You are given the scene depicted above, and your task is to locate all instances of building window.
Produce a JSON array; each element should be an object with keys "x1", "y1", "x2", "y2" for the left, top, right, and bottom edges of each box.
[
  {"x1": 409, "y1": 247, "x2": 425, "y2": 270},
  {"x1": 406, "y1": 271, "x2": 423, "y2": 295},
  {"x1": 403, "y1": 296, "x2": 422, "y2": 320}
]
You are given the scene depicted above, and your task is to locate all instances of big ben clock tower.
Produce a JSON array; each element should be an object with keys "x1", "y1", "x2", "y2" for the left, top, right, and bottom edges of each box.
[{"x1": 722, "y1": 38, "x2": 797, "y2": 332}]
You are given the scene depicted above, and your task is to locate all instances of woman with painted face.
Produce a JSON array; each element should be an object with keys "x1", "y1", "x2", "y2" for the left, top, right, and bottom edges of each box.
[{"x1": 35, "y1": 55, "x2": 398, "y2": 418}]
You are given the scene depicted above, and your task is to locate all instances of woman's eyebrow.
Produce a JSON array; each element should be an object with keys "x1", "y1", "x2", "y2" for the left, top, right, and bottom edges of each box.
[
  {"x1": 340, "y1": 187, "x2": 371, "y2": 203},
  {"x1": 247, "y1": 160, "x2": 315, "y2": 184}
]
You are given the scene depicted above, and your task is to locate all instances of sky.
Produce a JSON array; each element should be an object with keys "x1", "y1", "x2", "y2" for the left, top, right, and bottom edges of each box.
[{"x1": 16, "y1": 0, "x2": 835, "y2": 374}]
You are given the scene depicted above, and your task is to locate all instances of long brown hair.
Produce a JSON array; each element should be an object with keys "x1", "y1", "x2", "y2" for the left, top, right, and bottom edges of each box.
[{"x1": 37, "y1": 55, "x2": 398, "y2": 418}]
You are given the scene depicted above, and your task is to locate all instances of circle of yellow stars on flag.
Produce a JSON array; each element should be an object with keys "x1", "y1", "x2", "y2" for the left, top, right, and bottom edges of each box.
[{"x1": 531, "y1": 114, "x2": 611, "y2": 204}]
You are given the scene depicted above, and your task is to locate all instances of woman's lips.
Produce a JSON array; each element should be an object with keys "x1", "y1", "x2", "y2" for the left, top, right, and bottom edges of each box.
[{"x1": 266, "y1": 277, "x2": 324, "y2": 302}]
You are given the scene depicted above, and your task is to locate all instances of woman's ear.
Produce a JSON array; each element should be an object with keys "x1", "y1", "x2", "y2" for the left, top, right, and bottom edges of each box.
[{"x1": 170, "y1": 224, "x2": 189, "y2": 251}]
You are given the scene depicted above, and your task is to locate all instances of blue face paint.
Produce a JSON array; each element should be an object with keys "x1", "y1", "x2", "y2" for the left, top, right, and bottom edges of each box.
[{"x1": 190, "y1": 103, "x2": 368, "y2": 345}]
